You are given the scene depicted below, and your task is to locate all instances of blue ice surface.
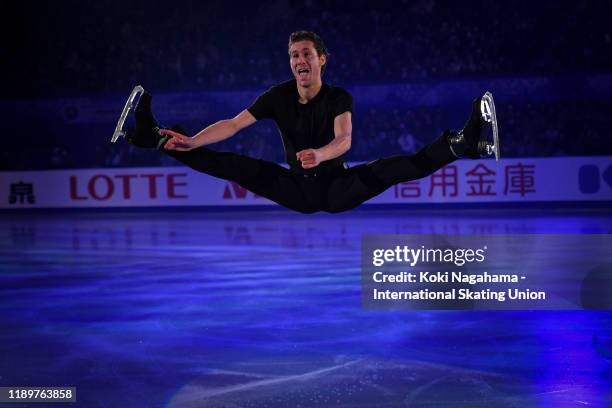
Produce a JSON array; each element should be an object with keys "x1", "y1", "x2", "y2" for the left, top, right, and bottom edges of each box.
[{"x1": 1, "y1": 207, "x2": 611, "y2": 407}]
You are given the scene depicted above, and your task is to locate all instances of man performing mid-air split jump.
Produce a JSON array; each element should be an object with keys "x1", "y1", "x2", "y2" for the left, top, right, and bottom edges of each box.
[{"x1": 111, "y1": 31, "x2": 500, "y2": 214}]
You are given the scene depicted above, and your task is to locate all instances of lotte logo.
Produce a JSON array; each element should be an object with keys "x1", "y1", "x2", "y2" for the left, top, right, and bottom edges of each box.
[{"x1": 70, "y1": 173, "x2": 188, "y2": 200}]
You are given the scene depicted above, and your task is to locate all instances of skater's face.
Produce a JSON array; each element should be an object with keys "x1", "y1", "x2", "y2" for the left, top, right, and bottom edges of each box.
[{"x1": 289, "y1": 40, "x2": 326, "y2": 87}]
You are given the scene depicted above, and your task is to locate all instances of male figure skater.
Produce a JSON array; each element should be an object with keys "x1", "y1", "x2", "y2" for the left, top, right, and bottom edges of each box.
[{"x1": 115, "y1": 31, "x2": 499, "y2": 213}]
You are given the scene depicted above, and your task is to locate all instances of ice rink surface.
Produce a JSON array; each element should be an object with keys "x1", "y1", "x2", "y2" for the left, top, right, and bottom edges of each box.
[{"x1": 1, "y1": 208, "x2": 611, "y2": 407}]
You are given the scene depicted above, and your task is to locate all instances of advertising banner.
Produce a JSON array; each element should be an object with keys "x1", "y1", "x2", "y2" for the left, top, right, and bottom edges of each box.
[{"x1": 2, "y1": 156, "x2": 611, "y2": 209}]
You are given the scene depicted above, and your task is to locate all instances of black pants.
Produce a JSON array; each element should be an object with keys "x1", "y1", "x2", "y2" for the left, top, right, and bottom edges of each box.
[{"x1": 165, "y1": 133, "x2": 456, "y2": 213}]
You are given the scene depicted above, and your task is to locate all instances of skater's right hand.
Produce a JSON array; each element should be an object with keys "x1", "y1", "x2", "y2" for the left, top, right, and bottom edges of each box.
[{"x1": 159, "y1": 129, "x2": 195, "y2": 151}]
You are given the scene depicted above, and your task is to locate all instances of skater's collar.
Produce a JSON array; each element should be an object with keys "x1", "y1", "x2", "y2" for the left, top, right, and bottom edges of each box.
[{"x1": 293, "y1": 79, "x2": 329, "y2": 105}]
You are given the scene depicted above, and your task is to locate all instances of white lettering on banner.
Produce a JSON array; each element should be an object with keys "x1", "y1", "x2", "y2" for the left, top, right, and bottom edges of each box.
[{"x1": 69, "y1": 173, "x2": 188, "y2": 201}]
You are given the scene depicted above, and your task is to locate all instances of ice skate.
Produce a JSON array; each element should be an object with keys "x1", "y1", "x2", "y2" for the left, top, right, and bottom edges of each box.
[
  {"x1": 448, "y1": 91, "x2": 500, "y2": 160},
  {"x1": 111, "y1": 85, "x2": 170, "y2": 150}
]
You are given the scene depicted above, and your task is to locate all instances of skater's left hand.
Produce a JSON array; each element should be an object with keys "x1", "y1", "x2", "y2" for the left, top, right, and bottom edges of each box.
[
  {"x1": 159, "y1": 129, "x2": 195, "y2": 151},
  {"x1": 296, "y1": 149, "x2": 322, "y2": 169}
]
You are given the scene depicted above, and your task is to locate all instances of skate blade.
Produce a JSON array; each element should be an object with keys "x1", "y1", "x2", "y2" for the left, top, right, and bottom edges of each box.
[
  {"x1": 111, "y1": 85, "x2": 145, "y2": 143},
  {"x1": 480, "y1": 91, "x2": 500, "y2": 161}
]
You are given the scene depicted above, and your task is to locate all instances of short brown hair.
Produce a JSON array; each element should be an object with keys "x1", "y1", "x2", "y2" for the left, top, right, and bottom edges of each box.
[{"x1": 288, "y1": 31, "x2": 329, "y2": 73}]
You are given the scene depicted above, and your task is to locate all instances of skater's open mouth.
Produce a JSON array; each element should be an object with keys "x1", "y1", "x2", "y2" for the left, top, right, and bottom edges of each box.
[{"x1": 297, "y1": 67, "x2": 310, "y2": 77}]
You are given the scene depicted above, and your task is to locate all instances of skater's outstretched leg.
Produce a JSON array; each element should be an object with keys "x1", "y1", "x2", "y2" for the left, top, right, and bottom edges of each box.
[
  {"x1": 324, "y1": 93, "x2": 498, "y2": 213},
  {"x1": 323, "y1": 131, "x2": 455, "y2": 213},
  {"x1": 120, "y1": 90, "x2": 321, "y2": 214},
  {"x1": 170, "y1": 147, "x2": 323, "y2": 213}
]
